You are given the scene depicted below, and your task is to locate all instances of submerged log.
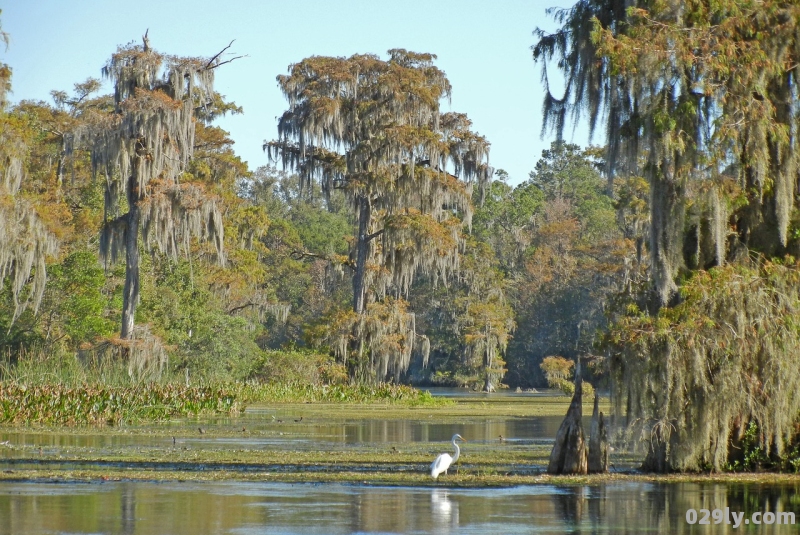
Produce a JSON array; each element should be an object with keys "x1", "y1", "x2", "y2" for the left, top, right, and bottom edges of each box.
[
  {"x1": 588, "y1": 393, "x2": 609, "y2": 473},
  {"x1": 547, "y1": 361, "x2": 588, "y2": 475}
]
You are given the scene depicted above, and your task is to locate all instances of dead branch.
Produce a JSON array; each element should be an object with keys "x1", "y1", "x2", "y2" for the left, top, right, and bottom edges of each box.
[{"x1": 204, "y1": 40, "x2": 247, "y2": 71}]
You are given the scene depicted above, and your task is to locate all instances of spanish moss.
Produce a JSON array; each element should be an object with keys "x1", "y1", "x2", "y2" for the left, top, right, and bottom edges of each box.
[
  {"x1": 267, "y1": 51, "x2": 492, "y2": 381},
  {"x1": 70, "y1": 36, "x2": 225, "y2": 339}
]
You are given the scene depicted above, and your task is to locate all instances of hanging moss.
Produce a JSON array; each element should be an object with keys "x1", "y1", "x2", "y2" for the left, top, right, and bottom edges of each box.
[
  {"x1": 607, "y1": 259, "x2": 800, "y2": 472},
  {"x1": 537, "y1": 1, "x2": 800, "y2": 303},
  {"x1": 0, "y1": 114, "x2": 59, "y2": 323},
  {"x1": 69, "y1": 37, "x2": 226, "y2": 339},
  {"x1": 0, "y1": 16, "x2": 59, "y2": 323},
  {"x1": 322, "y1": 298, "x2": 424, "y2": 383},
  {"x1": 539, "y1": 0, "x2": 800, "y2": 473},
  {"x1": 266, "y1": 51, "x2": 492, "y2": 381},
  {"x1": 140, "y1": 182, "x2": 224, "y2": 262}
]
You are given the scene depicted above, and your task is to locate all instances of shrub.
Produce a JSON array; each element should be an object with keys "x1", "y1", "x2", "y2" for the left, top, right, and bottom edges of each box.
[{"x1": 244, "y1": 349, "x2": 347, "y2": 385}]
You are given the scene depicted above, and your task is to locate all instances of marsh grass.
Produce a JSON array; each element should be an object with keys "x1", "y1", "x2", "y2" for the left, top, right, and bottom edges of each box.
[
  {"x1": 1, "y1": 395, "x2": 795, "y2": 486},
  {"x1": 0, "y1": 381, "x2": 448, "y2": 426},
  {"x1": 236, "y1": 382, "x2": 450, "y2": 406},
  {"x1": 0, "y1": 347, "x2": 451, "y2": 426},
  {"x1": 0, "y1": 345, "x2": 162, "y2": 387}
]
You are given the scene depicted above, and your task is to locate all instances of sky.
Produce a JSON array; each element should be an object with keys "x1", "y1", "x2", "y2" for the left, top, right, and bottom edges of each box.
[{"x1": 2, "y1": 0, "x2": 592, "y2": 185}]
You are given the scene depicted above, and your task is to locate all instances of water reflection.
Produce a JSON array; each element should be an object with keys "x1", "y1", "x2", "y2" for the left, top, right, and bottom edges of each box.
[
  {"x1": 0, "y1": 481, "x2": 797, "y2": 534},
  {"x1": 430, "y1": 489, "x2": 458, "y2": 531},
  {"x1": 0, "y1": 414, "x2": 576, "y2": 454},
  {"x1": 0, "y1": 388, "x2": 587, "y2": 456}
]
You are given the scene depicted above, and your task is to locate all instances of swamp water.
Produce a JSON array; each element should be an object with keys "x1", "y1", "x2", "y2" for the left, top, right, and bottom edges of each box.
[
  {"x1": 0, "y1": 391, "x2": 797, "y2": 533},
  {"x1": 1, "y1": 480, "x2": 798, "y2": 534}
]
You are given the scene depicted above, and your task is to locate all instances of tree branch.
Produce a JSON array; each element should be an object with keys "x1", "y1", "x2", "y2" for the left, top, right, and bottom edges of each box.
[
  {"x1": 365, "y1": 228, "x2": 384, "y2": 242},
  {"x1": 290, "y1": 249, "x2": 328, "y2": 261},
  {"x1": 208, "y1": 55, "x2": 247, "y2": 70},
  {"x1": 204, "y1": 40, "x2": 247, "y2": 71},
  {"x1": 227, "y1": 301, "x2": 257, "y2": 315},
  {"x1": 290, "y1": 249, "x2": 356, "y2": 273}
]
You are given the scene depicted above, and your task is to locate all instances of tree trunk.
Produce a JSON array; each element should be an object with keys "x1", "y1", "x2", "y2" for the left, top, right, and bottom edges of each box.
[
  {"x1": 547, "y1": 361, "x2": 588, "y2": 475},
  {"x1": 588, "y1": 393, "x2": 609, "y2": 473},
  {"x1": 483, "y1": 374, "x2": 495, "y2": 393},
  {"x1": 352, "y1": 195, "x2": 371, "y2": 314},
  {"x1": 120, "y1": 203, "x2": 141, "y2": 340},
  {"x1": 641, "y1": 425, "x2": 672, "y2": 472}
]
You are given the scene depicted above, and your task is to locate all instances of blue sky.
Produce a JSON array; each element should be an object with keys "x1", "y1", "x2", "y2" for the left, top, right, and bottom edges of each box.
[{"x1": 2, "y1": 0, "x2": 591, "y2": 185}]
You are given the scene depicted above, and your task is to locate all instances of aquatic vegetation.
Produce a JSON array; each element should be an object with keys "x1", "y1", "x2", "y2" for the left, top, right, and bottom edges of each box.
[
  {"x1": 236, "y1": 381, "x2": 451, "y2": 406},
  {"x1": 0, "y1": 383, "x2": 239, "y2": 425},
  {"x1": 0, "y1": 380, "x2": 451, "y2": 426}
]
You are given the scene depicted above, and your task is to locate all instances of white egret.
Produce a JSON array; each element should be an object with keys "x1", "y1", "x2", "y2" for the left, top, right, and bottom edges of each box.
[{"x1": 431, "y1": 434, "x2": 466, "y2": 479}]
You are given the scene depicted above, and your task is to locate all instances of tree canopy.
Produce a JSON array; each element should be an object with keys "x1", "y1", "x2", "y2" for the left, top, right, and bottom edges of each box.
[
  {"x1": 535, "y1": 0, "x2": 800, "y2": 471},
  {"x1": 71, "y1": 36, "x2": 226, "y2": 341},
  {"x1": 266, "y1": 50, "x2": 493, "y2": 381}
]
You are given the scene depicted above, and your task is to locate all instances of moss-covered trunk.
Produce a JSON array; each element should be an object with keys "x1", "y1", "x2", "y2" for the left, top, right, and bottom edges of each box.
[
  {"x1": 353, "y1": 195, "x2": 371, "y2": 315},
  {"x1": 121, "y1": 164, "x2": 142, "y2": 341},
  {"x1": 120, "y1": 203, "x2": 140, "y2": 340}
]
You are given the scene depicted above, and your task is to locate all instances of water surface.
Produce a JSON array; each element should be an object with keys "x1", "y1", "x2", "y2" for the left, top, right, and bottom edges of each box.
[
  {"x1": 0, "y1": 480, "x2": 797, "y2": 534},
  {"x1": 0, "y1": 413, "x2": 570, "y2": 453}
]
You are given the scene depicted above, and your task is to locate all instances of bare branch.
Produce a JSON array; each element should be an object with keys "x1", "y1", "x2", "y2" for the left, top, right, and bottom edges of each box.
[
  {"x1": 204, "y1": 40, "x2": 246, "y2": 71},
  {"x1": 207, "y1": 55, "x2": 246, "y2": 71}
]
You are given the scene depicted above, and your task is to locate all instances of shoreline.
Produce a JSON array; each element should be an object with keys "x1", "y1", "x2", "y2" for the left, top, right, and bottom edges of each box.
[
  {"x1": 1, "y1": 398, "x2": 798, "y2": 487},
  {"x1": 2, "y1": 468, "x2": 799, "y2": 487}
]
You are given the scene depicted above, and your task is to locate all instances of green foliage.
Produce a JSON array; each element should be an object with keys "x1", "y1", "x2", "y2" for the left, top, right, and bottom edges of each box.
[
  {"x1": 529, "y1": 141, "x2": 615, "y2": 241},
  {"x1": 44, "y1": 250, "x2": 115, "y2": 344},
  {"x1": 472, "y1": 174, "x2": 544, "y2": 272},
  {"x1": 539, "y1": 356, "x2": 595, "y2": 398},
  {"x1": 236, "y1": 381, "x2": 450, "y2": 406},
  {"x1": 0, "y1": 382, "x2": 239, "y2": 425},
  {"x1": 138, "y1": 257, "x2": 262, "y2": 382},
  {"x1": 0, "y1": 295, "x2": 43, "y2": 351},
  {"x1": 727, "y1": 421, "x2": 800, "y2": 473},
  {"x1": 540, "y1": 356, "x2": 574, "y2": 384},
  {"x1": 530, "y1": 142, "x2": 601, "y2": 199},
  {"x1": 243, "y1": 349, "x2": 347, "y2": 385},
  {"x1": 290, "y1": 206, "x2": 351, "y2": 257},
  {"x1": 412, "y1": 236, "x2": 514, "y2": 392},
  {"x1": 727, "y1": 422, "x2": 770, "y2": 472},
  {"x1": 551, "y1": 378, "x2": 595, "y2": 399},
  {"x1": 505, "y1": 142, "x2": 623, "y2": 388},
  {"x1": 262, "y1": 170, "x2": 351, "y2": 256}
]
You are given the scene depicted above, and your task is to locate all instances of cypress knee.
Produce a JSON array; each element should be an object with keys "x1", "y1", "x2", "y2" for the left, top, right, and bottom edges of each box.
[
  {"x1": 588, "y1": 393, "x2": 609, "y2": 473},
  {"x1": 547, "y1": 360, "x2": 588, "y2": 475}
]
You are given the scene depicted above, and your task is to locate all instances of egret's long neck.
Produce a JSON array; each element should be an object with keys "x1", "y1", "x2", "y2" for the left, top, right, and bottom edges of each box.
[{"x1": 451, "y1": 439, "x2": 460, "y2": 463}]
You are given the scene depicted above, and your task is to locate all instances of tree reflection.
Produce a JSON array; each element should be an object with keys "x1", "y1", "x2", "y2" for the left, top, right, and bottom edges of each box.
[
  {"x1": 0, "y1": 480, "x2": 798, "y2": 534},
  {"x1": 551, "y1": 486, "x2": 585, "y2": 529}
]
